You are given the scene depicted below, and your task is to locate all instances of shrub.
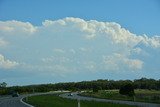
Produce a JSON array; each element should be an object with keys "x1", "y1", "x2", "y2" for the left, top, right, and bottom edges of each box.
[{"x1": 119, "y1": 83, "x2": 135, "y2": 97}]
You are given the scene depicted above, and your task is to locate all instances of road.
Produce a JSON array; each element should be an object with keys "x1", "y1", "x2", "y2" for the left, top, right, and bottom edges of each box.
[
  {"x1": 60, "y1": 92, "x2": 160, "y2": 107},
  {"x1": 0, "y1": 91, "x2": 67, "y2": 107},
  {"x1": 0, "y1": 93, "x2": 52, "y2": 107},
  {"x1": 0, "y1": 95, "x2": 32, "y2": 107}
]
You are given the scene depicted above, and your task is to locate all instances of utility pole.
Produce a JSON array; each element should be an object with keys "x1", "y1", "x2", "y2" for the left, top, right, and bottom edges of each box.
[
  {"x1": 32, "y1": 88, "x2": 35, "y2": 93},
  {"x1": 78, "y1": 98, "x2": 80, "y2": 107},
  {"x1": 26, "y1": 96, "x2": 28, "y2": 102},
  {"x1": 133, "y1": 96, "x2": 136, "y2": 101}
]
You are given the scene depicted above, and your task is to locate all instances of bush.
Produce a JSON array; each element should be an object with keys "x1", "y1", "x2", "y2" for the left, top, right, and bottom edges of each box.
[
  {"x1": 93, "y1": 85, "x2": 102, "y2": 92},
  {"x1": 119, "y1": 83, "x2": 135, "y2": 96}
]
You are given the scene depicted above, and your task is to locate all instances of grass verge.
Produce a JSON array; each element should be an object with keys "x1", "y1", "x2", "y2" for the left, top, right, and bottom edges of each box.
[
  {"x1": 24, "y1": 94, "x2": 136, "y2": 107},
  {"x1": 80, "y1": 89, "x2": 160, "y2": 104}
]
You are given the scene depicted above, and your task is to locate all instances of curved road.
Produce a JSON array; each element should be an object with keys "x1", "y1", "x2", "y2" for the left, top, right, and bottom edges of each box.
[
  {"x1": 0, "y1": 95, "x2": 31, "y2": 107},
  {"x1": 60, "y1": 92, "x2": 160, "y2": 107},
  {"x1": 0, "y1": 91, "x2": 65, "y2": 107},
  {"x1": 0, "y1": 92, "x2": 56, "y2": 107}
]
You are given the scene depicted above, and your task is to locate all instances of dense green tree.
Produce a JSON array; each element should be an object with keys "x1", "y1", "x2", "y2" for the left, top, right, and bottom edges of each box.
[
  {"x1": 93, "y1": 85, "x2": 102, "y2": 92},
  {"x1": 119, "y1": 83, "x2": 135, "y2": 96},
  {"x1": 0, "y1": 78, "x2": 160, "y2": 95},
  {"x1": 0, "y1": 82, "x2": 7, "y2": 88}
]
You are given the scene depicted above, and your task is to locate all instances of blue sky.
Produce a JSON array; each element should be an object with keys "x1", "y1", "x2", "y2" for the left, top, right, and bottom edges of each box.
[
  {"x1": 0, "y1": 0, "x2": 160, "y2": 86},
  {"x1": 1, "y1": 0, "x2": 160, "y2": 36}
]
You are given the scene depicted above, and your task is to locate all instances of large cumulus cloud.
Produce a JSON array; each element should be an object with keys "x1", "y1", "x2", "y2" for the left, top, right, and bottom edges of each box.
[{"x1": 0, "y1": 17, "x2": 160, "y2": 75}]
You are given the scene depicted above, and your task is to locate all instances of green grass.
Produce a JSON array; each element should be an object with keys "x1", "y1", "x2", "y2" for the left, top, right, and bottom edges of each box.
[
  {"x1": 24, "y1": 94, "x2": 136, "y2": 107},
  {"x1": 80, "y1": 89, "x2": 160, "y2": 104}
]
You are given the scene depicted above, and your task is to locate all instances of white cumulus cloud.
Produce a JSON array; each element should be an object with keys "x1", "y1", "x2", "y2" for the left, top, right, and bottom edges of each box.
[
  {"x1": 0, "y1": 54, "x2": 19, "y2": 69},
  {"x1": 0, "y1": 38, "x2": 9, "y2": 47},
  {"x1": 0, "y1": 17, "x2": 160, "y2": 75},
  {"x1": 0, "y1": 20, "x2": 36, "y2": 36},
  {"x1": 103, "y1": 53, "x2": 143, "y2": 71}
]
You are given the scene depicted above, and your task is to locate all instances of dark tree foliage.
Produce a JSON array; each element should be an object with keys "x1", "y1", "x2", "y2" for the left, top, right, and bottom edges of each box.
[
  {"x1": 119, "y1": 83, "x2": 135, "y2": 96},
  {"x1": 0, "y1": 82, "x2": 7, "y2": 88},
  {"x1": 0, "y1": 78, "x2": 160, "y2": 95},
  {"x1": 93, "y1": 85, "x2": 102, "y2": 92}
]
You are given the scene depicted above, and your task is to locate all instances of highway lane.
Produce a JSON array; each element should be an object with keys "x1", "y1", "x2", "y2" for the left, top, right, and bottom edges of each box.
[
  {"x1": 0, "y1": 95, "x2": 31, "y2": 107},
  {"x1": 60, "y1": 92, "x2": 160, "y2": 107},
  {"x1": 0, "y1": 91, "x2": 67, "y2": 107},
  {"x1": 0, "y1": 93, "x2": 50, "y2": 107}
]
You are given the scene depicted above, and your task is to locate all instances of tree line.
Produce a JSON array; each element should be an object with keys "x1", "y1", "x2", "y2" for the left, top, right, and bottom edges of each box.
[{"x1": 0, "y1": 78, "x2": 160, "y2": 95}]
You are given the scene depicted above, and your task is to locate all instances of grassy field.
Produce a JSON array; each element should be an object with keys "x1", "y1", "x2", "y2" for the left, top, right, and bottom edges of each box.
[
  {"x1": 24, "y1": 94, "x2": 136, "y2": 107},
  {"x1": 80, "y1": 89, "x2": 160, "y2": 104}
]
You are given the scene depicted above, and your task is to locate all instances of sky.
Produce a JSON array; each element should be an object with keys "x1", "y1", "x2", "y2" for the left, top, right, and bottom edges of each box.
[{"x1": 0, "y1": 0, "x2": 160, "y2": 86}]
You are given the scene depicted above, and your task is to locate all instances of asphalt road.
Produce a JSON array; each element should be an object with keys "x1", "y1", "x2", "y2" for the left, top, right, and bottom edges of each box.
[
  {"x1": 0, "y1": 91, "x2": 66, "y2": 107},
  {"x1": 0, "y1": 95, "x2": 31, "y2": 107},
  {"x1": 0, "y1": 93, "x2": 50, "y2": 107},
  {"x1": 60, "y1": 92, "x2": 160, "y2": 107}
]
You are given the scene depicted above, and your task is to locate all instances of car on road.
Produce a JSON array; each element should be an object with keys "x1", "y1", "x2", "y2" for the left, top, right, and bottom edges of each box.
[
  {"x1": 68, "y1": 93, "x2": 73, "y2": 96},
  {"x1": 12, "y1": 92, "x2": 19, "y2": 97}
]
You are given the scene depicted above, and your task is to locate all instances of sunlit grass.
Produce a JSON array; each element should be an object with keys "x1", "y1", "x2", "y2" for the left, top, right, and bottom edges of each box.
[
  {"x1": 81, "y1": 89, "x2": 160, "y2": 104},
  {"x1": 25, "y1": 94, "x2": 136, "y2": 107}
]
